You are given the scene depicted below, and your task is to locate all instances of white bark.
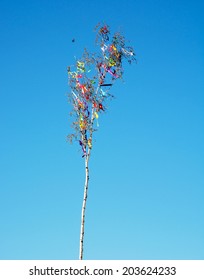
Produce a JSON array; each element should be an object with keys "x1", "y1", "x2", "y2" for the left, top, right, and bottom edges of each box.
[
  {"x1": 79, "y1": 153, "x2": 90, "y2": 260},
  {"x1": 79, "y1": 85, "x2": 99, "y2": 260}
]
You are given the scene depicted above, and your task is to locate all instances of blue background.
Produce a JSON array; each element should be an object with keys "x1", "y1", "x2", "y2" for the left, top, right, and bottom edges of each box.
[{"x1": 0, "y1": 0, "x2": 203, "y2": 259}]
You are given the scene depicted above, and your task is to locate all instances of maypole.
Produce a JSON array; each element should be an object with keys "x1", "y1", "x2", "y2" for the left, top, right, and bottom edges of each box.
[{"x1": 67, "y1": 24, "x2": 136, "y2": 259}]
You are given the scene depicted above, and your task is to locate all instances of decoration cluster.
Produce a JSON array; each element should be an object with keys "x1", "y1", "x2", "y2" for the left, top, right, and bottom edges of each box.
[{"x1": 67, "y1": 24, "x2": 136, "y2": 157}]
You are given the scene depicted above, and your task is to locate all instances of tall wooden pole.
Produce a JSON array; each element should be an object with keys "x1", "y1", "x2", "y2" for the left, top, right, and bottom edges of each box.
[{"x1": 79, "y1": 152, "x2": 90, "y2": 260}]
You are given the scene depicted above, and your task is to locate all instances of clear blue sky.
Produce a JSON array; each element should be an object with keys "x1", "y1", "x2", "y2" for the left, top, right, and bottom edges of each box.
[{"x1": 0, "y1": 0, "x2": 203, "y2": 260}]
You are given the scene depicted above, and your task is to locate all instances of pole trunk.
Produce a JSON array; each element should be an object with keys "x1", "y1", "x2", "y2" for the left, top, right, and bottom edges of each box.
[{"x1": 79, "y1": 154, "x2": 89, "y2": 260}]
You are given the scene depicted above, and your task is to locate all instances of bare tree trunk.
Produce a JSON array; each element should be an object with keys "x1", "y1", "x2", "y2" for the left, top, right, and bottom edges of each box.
[{"x1": 79, "y1": 153, "x2": 90, "y2": 260}]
